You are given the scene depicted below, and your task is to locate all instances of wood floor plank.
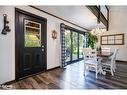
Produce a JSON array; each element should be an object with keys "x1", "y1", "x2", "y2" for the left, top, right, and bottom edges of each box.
[{"x1": 8, "y1": 61, "x2": 127, "y2": 89}]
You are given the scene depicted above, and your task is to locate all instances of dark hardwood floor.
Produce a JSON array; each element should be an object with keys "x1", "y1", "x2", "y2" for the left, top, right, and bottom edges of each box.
[{"x1": 10, "y1": 61, "x2": 127, "y2": 89}]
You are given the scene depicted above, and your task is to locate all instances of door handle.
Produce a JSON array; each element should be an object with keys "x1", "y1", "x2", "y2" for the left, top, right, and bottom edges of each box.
[{"x1": 42, "y1": 48, "x2": 44, "y2": 51}]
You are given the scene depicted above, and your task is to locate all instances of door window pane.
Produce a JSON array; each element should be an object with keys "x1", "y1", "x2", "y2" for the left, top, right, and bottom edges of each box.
[
  {"x1": 65, "y1": 30, "x2": 71, "y2": 62},
  {"x1": 79, "y1": 34, "x2": 84, "y2": 58},
  {"x1": 24, "y1": 20, "x2": 41, "y2": 47},
  {"x1": 72, "y1": 32, "x2": 78, "y2": 60}
]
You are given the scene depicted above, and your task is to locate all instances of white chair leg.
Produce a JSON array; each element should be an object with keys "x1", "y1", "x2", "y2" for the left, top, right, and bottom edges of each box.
[
  {"x1": 96, "y1": 67, "x2": 98, "y2": 79},
  {"x1": 111, "y1": 69, "x2": 114, "y2": 76},
  {"x1": 96, "y1": 72, "x2": 98, "y2": 79},
  {"x1": 114, "y1": 64, "x2": 117, "y2": 69},
  {"x1": 84, "y1": 65, "x2": 86, "y2": 76},
  {"x1": 113, "y1": 67, "x2": 115, "y2": 72},
  {"x1": 113, "y1": 62, "x2": 116, "y2": 72},
  {"x1": 114, "y1": 61, "x2": 117, "y2": 69}
]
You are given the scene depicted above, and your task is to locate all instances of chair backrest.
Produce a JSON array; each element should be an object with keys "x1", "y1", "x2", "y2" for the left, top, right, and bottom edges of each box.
[
  {"x1": 102, "y1": 48, "x2": 111, "y2": 52},
  {"x1": 90, "y1": 49, "x2": 97, "y2": 57},
  {"x1": 110, "y1": 48, "x2": 119, "y2": 66},
  {"x1": 83, "y1": 48, "x2": 91, "y2": 55},
  {"x1": 83, "y1": 48, "x2": 98, "y2": 62},
  {"x1": 83, "y1": 48, "x2": 91, "y2": 60}
]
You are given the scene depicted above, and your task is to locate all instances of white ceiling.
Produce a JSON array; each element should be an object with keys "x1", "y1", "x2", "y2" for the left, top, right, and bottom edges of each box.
[{"x1": 35, "y1": 6, "x2": 106, "y2": 30}]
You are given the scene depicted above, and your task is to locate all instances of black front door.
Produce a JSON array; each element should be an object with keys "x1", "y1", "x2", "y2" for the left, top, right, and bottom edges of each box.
[{"x1": 15, "y1": 8, "x2": 47, "y2": 79}]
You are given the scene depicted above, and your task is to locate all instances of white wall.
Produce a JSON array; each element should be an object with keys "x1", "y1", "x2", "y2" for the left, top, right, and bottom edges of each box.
[
  {"x1": 0, "y1": 6, "x2": 15, "y2": 84},
  {"x1": 99, "y1": 6, "x2": 127, "y2": 61},
  {"x1": 0, "y1": 6, "x2": 86, "y2": 84}
]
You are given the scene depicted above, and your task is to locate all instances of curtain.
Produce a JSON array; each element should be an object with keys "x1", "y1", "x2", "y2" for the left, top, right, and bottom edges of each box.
[
  {"x1": 60, "y1": 23, "x2": 88, "y2": 68},
  {"x1": 60, "y1": 23, "x2": 67, "y2": 67}
]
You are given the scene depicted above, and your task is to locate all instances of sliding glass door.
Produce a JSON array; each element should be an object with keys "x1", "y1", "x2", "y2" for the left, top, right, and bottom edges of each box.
[
  {"x1": 79, "y1": 34, "x2": 84, "y2": 58},
  {"x1": 72, "y1": 32, "x2": 78, "y2": 61},
  {"x1": 65, "y1": 30, "x2": 71, "y2": 62},
  {"x1": 65, "y1": 29, "x2": 85, "y2": 64}
]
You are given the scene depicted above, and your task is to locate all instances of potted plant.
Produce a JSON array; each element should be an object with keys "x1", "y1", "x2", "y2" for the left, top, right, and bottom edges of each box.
[{"x1": 88, "y1": 32, "x2": 98, "y2": 49}]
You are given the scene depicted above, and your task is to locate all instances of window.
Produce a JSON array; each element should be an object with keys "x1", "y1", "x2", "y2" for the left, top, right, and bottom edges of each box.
[
  {"x1": 65, "y1": 28, "x2": 88, "y2": 63},
  {"x1": 24, "y1": 20, "x2": 41, "y2": 47},
  {"x1": 79, "y1": 34, "x2": 84, "y2": 58},
  {"x1": 72, "y1": 32, "x2": 78, "y2": 60},
  {"x1": 65, "y1": 30, "x2": 71, "y2": 62},
  {"x1": 101, "y1": 34, "x2": 124, "y2": 45}
]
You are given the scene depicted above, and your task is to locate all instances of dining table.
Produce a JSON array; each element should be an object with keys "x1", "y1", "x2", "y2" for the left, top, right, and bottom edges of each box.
[{"x1": 97, "y1": 51, "x2": 113, "y2": 57}]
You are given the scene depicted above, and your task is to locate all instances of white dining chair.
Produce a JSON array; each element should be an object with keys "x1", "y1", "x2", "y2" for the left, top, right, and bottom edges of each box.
[
  {"x1": 83, "y1": 48, "x2": 102, "y2": 79},
  {"x1": 112, "y1": 48, "x2": 119, "y2": 71},
  {"x1": 101, "y1": 48, "x2": 119, "y2": 76},
  {"x1": 101, "y1": 47, "x2": 111, "y2": 62}
]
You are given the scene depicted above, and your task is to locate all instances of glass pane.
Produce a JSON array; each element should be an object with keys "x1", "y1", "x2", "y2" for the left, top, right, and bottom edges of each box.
[
  {"x1": 84, "y1": 34, "x2": 87, "y2": 48},
  {"x1": 65, "y1": 30, "x2": 71, "y2": 62},
  {"x1": 115, "y1": 40, "x2": 122, "y2": 44},
  {"x1": 24, "y1": 20, "x2": 41, "y2": 47},
  {"x1": 72, "y1": 32, "x2": 78, "y2": 60},
  {"x1": 115, "y1": 35, "x2": 122, "y2": 39},
  {"x1": 108, "y1": 40, "x2": 114, "y2": 44},
  {"x1": 79, "y1": 34, "x2": 84, "y2": 58},
  {"x1": 108, "y1": 36, "x2": 114, "y2": 40},
  {"x1": 102, "y1": 36, "x2": 107, "y2": 41},
  {"x1": 102, "y1": 40, "x2": 107, "y2": 44}
]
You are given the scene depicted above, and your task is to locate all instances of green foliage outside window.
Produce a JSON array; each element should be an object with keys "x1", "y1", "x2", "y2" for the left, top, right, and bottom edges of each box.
[
  {"x1": 79, "y1": 34, "x2": 84, "y2": 57},
  {"x1": 65, "y1": 31, "x2": 84, "y2": 58},
  {"x1": 25, "y1": 34, "x2": 40, "y2": 47},
  {"x1": 72, "y1": 32, "x2": 78, "y2": 55}
]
